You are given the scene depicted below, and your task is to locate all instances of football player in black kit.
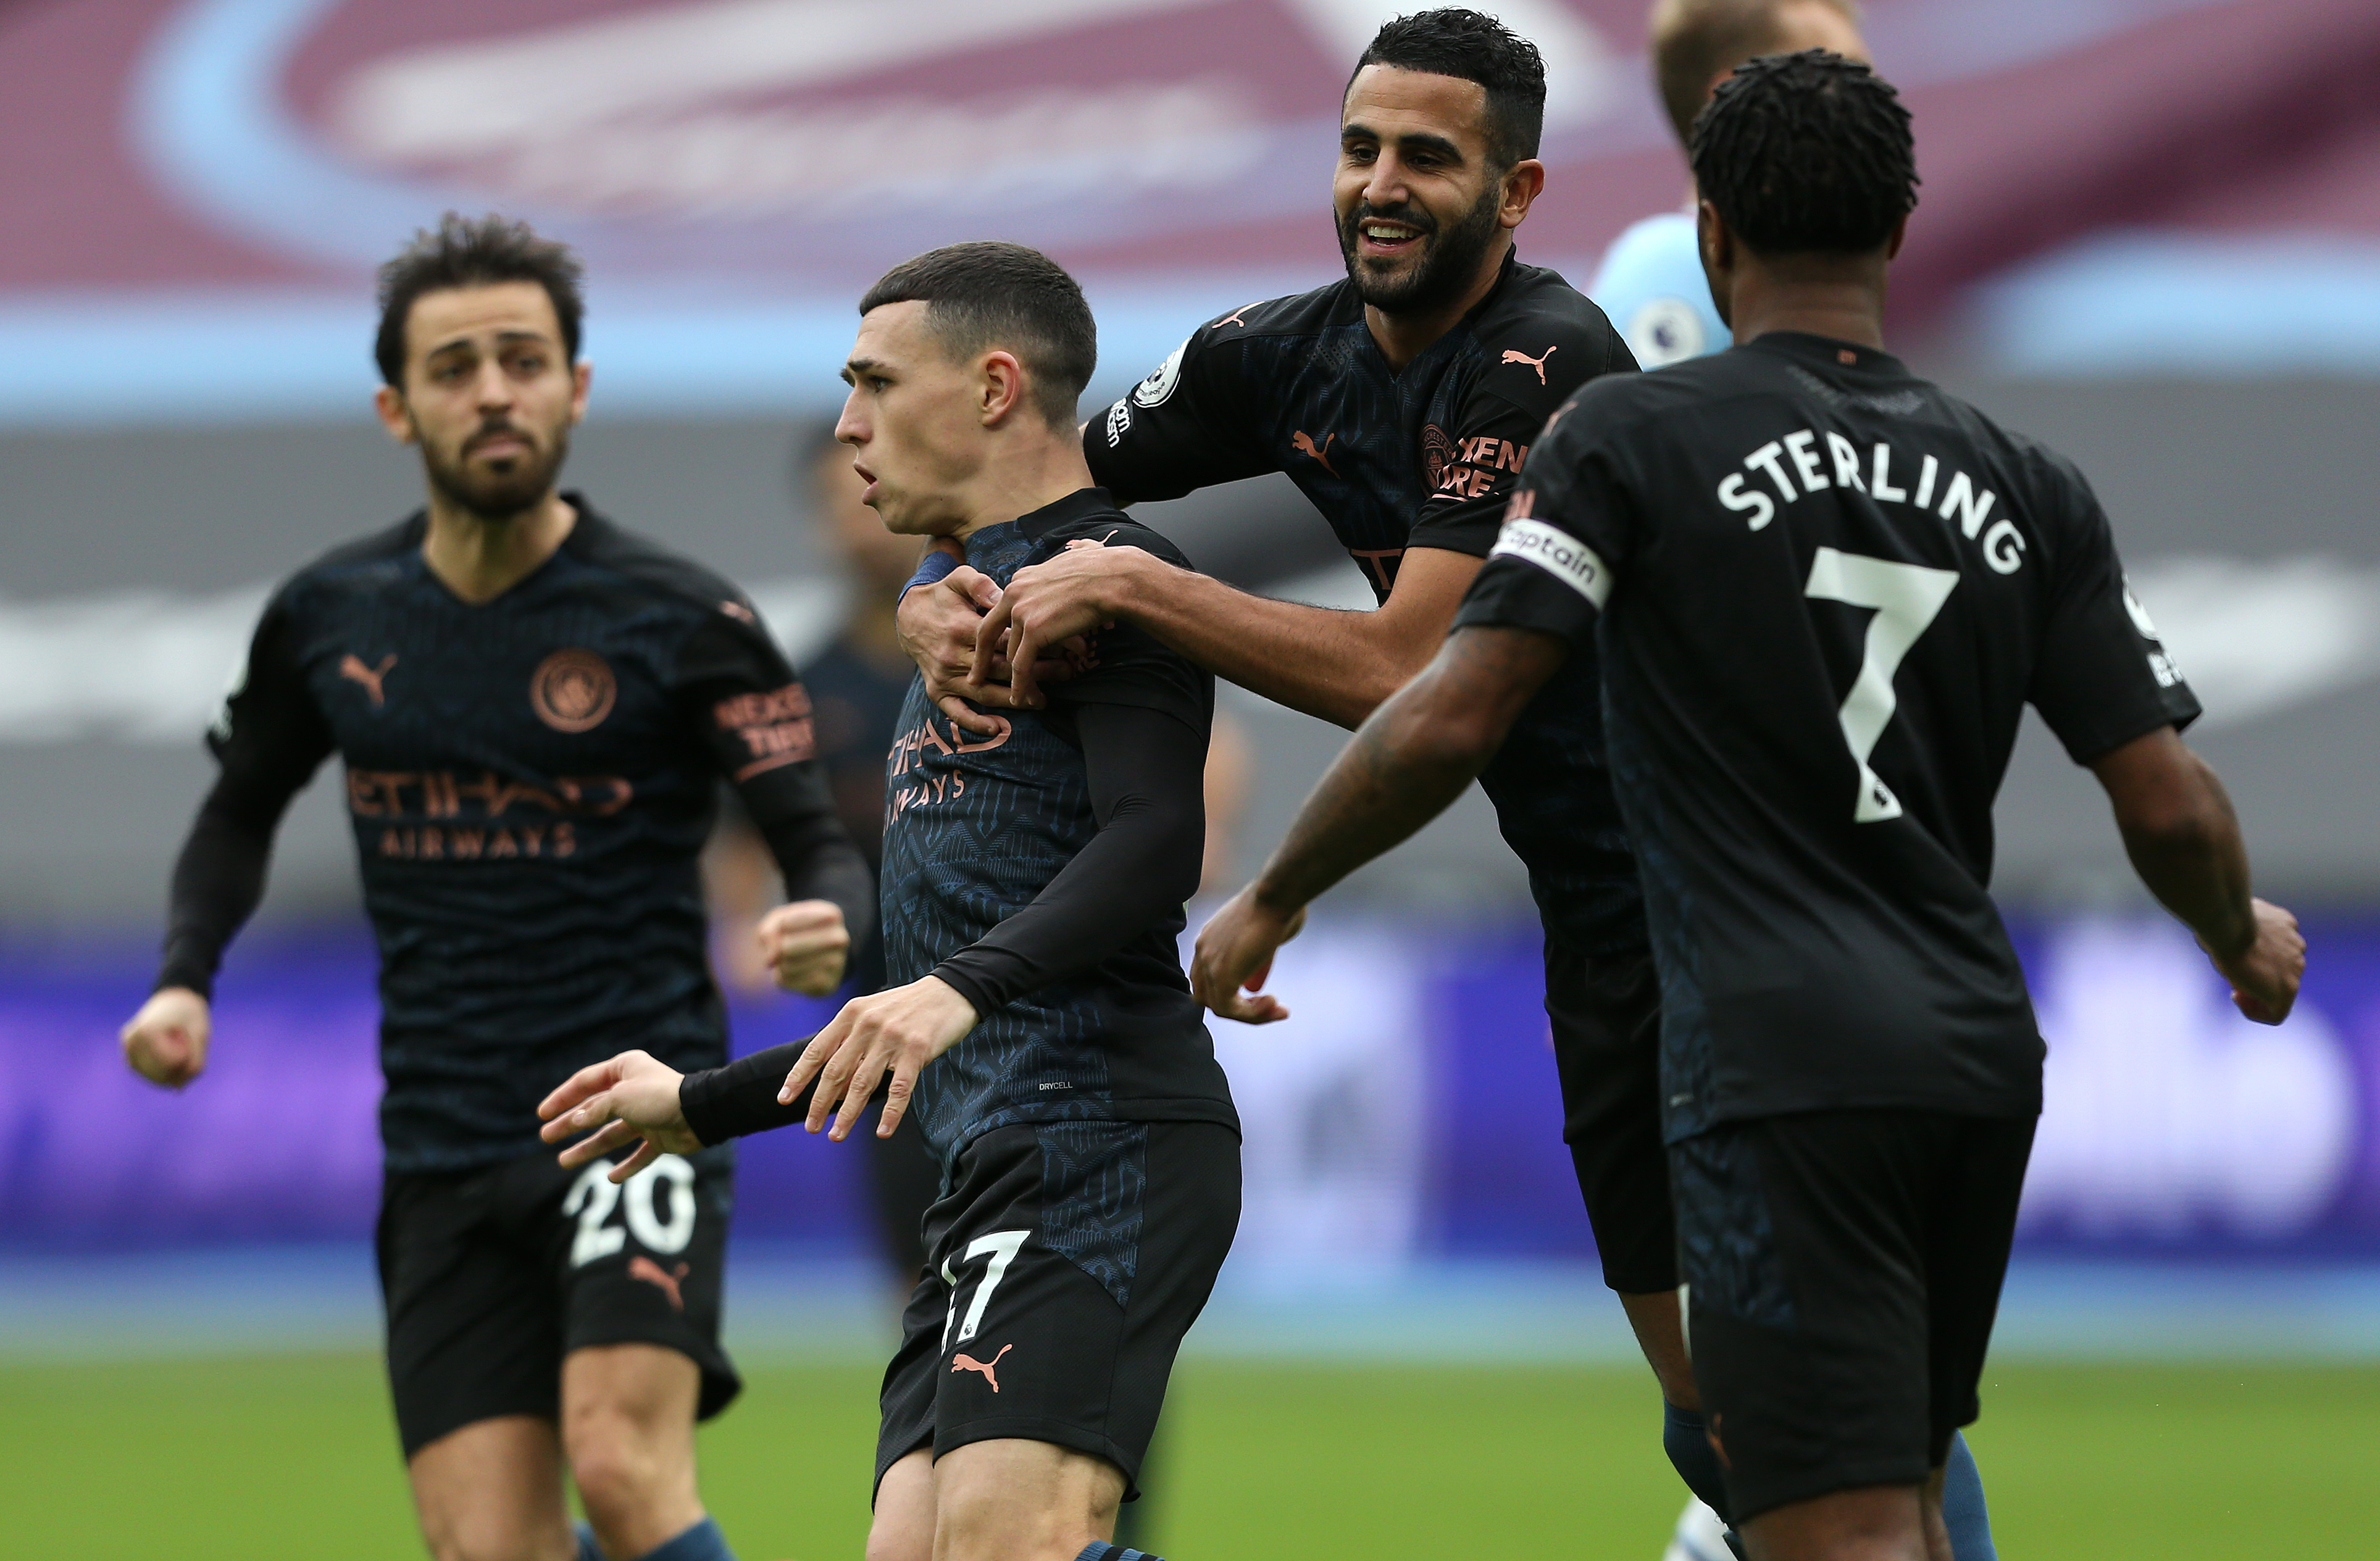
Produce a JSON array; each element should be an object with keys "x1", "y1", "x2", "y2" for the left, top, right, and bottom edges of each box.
[
  {"x1": 893, "y1": 2, "x2": 1737, "y2": 1524},
  {"x1": 117, "y1": 215, "x2": 871, "y2": 1561},
  {"x1": 539, "y1": 243, "x2": 1234, "y2": 1561},
  {"x1": 1197, "y1": 51, "x2": 2307, "y2": 1561}
]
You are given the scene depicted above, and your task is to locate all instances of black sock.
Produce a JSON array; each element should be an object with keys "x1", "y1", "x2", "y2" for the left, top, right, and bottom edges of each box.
[{"x1": 1663, "y1": 1401, "x2": 1733, "y2": 1524}]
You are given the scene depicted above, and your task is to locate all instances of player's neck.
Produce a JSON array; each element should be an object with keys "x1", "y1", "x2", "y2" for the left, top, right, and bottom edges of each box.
[
  {"x1": 1364, "y1": 234, "x2": 1512, "y2": 372},
  {"x1": 943, "y1": 431, "x2": 1097, "y2": 541},
  {"x1": 1722, "y1": 254, "x2": 1889, "y2": 352},
  {"x1": 420, "y1": 491, "x2": 577, "y2": 604}
]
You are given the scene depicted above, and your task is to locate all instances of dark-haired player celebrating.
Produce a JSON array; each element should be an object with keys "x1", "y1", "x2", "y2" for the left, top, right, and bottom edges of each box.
[
  {"x1": 890, "y1": 6, "x2": 1727, "y2": 1506},
  {"x1": 1196, "y1": 51, "x2": 2304, "y2": 1561},
  {"x1": 118, "y1": 214, "x2": 871, "y2": 1561},
  {"x1": 541, "y1": 242, "x2": 1235, "y2": 1561}
]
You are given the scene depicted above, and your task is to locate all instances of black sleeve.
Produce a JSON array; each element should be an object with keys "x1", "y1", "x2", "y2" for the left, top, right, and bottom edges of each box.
[
  {"x1": 1450, "y1": 393, "x2": 1639, "y2": 650},
  {"x1": 2027, "y1": 463, "x2": 2203, "y2": 763},
  {"x1": 1084, "y1": 315, "x2": 1277, "y2": 504},
  {"x1": 1406, "y1": 312, "x2": 1638, "y2": 558},
  {"x1": 930, "y1": 700, "x2": 1208, "y2": 1016},
  {"x1": 679, "y1": 1038, "x2": 811, "y2": 1146},
  {"x1": 157, "y1": 594, "x2": 335, "y2": 997},
  {"x1": 675, "y1": 612, "x2": 877, "y2": 948}
]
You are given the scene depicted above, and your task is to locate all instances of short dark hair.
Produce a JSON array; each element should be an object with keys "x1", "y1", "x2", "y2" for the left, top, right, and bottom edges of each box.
[
  {"x1": 1650, "y1": 0, "x2": 1861, "y2": 146},
  {"x1": 1347, "y1": 9, "x2": 1547, "y2": 169},
  {"x1": 1690, "y1": 49, "x2": 1916, "y2": 257},
  {"x1": 857, "y1": 242, "x2": 1096, "y2": 427},
  {"x1": 374, "y1": 213, "x2": 585, "y2": 387}
]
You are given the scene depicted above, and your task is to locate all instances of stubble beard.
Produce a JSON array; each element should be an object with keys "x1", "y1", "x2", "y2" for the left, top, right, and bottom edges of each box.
[
  {"x1": 421, "y1": 419, "x2": 572, "y2": 522},
  {"x1": 1339, "y1": 182, "x2": 1505, "y2": 318}
]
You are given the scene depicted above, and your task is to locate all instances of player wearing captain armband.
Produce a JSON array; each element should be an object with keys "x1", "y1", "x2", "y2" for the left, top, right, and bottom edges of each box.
[{"x1": 1197, "y1": 50, "x2": 2302, "y2": 1561}]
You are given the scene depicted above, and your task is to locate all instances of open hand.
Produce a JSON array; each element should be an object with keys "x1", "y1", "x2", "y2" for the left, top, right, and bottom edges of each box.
[
  {"x1": 2208, "y1": 896, "x2": 2305, "y2": 1025},
  {"x1": 758, "y1": 898, "x2": 850, "y2": 995},
  {"x1": 122, "y1": 986, "x2": 211, "y2": 1088},
  {"x1": 538, "y1": 1049, "x2": 702, "y2": 1180},
  {"x1": 1190, "y1": 885, "x2": 1306, "y2": 1023},
  {"x1": 775, "y1": 975, "x2": 979, "y2": 1142}
]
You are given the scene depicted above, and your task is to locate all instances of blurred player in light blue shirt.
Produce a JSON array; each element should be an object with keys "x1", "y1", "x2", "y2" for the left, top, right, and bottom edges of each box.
[{"x1": 1592, "y1": 0, "x2": 1865, "y2": 368}]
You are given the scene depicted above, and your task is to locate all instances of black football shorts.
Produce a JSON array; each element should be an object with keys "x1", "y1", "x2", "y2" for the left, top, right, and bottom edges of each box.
[
  {"x1": 378, "y1": 1144, "x2": 740, "y2": 1457},
  {"x1": 874, "y1": 1120, "x2": 1240, "y2": 1502},
  {"x1": 1545, "y1": 939, "x2": 1676, "y2": 1293},
  {"x1": 1671, "y1": 1109, "x2": 2036, "y2": 1522}
]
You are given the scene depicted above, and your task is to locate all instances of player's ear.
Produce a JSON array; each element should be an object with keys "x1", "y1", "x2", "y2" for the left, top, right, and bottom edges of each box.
[
  {"x1": 1884, "y1": 212, "x2": 1910, "y2": 262},
  {"x1": 569, "y1": 359, "x2": 593, "y2": 426},
  {"x1": 977, "y1": 350, "x2": 1027, "y2": 428},
  {"x1": 1499, "y1": 157, "x2": 1547, "y2": 228},
  {"x1": 373, "y1": 383, "x2": 417, "y2": 446}
]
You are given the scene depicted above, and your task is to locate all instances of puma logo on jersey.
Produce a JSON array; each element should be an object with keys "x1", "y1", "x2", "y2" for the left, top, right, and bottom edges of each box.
[
  {"x1": 951, "y1": 1342, "x2": 1013, "y2": 1392},
  {"x1": 1292, "y1": 430, "x2": 1338, "y2": 476},
  {"x1": 1501, "y1": 344, "x2": 1558, "y2": 384},
  {"x1": 628, "y1": 1256, "x2": 691, "y2": 1312},
  {"x1": 339, "y1": 653, "x2": 396, "y2": 707},
  {"x1": 1213, "y1": 302, "x2": 1258, "y2": 330}
]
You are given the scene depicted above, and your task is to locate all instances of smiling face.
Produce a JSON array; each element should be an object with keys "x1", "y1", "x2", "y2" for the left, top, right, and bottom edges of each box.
[
  {"x1": 376, "y1": 281, "x2": 587, "y2": 520},
  {"x1": 1335, "y1": 64, "x2": 1514, "y2": 316},
  {"x1": 834, "y1": 301, "x2": 988, "y2": 538}
]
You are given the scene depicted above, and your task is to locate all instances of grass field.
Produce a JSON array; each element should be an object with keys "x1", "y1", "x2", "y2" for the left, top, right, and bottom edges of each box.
[{"x1": 2, "y1": 1354, "x2": 2374, "y2": 1557}]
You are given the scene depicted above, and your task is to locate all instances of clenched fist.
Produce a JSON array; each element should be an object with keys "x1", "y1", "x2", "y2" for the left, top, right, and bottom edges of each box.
[
  {"x1": 122, "y1": 986, "x2": 212, "y2": 1089},
  {"x1": 758, "y1": 899, "x2": 851, "y2": 996}
]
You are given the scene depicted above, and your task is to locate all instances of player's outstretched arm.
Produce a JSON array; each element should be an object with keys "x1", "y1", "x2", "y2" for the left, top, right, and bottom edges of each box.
[
  {"x1": 538, "y1": 1050, "x2": 704, "y2": 1180},
  {"x1": 2090, "y1": 725, "x2": 2304, "y2": 1023},
  {"x1": 121, "y1": 986, "x2": 212, "y2": 1089},
  {"x1": 975, "y1": 542, "x2": 1484, "y2": 729},
  {"x1": 777, "y1": 977, "x2": 979, "y2": 1143},
  {"x1": 1192, "y1": 623, "x2": 1566, "y2": 1020}
]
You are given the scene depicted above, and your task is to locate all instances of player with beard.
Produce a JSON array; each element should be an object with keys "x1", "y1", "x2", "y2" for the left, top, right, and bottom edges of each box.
[
  {"x1": 888, "y1": 6, "x2": 1753, "y2": 1543},
  {"x1": 1194, "y1": 52, "x2": 2303, "y2": 1560},
  {"x1": 118, "y1": 214, "x2": 871, "y2": 1561}
]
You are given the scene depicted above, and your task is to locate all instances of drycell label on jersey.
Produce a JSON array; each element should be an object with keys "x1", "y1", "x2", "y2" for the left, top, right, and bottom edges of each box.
[
  {"x1": 564, "y1": 1154, "x2": 698, "y2": 1266},
  {"x1": 940, "y1": 1228, "x2": 1030, "y2": 1347},
  {"x1": 1727, "y1": 435, "x2": 2027, "y2": 573},
  {"x1": 1130, "y1": 338, "x2": 1189, "y2": 408},
  {"x1": 1492, "y1": 518, "x2": 1613, "y2": 608},
  {"x1": 1104, "y1": 398, "x2": 1132, "y2": 447},
  {"x1": 1804, "y1": 548, "x2": 1959, "y2": 823},
  {"x1": 532, "y1": 648, "x2": 617, "y2": 733}
]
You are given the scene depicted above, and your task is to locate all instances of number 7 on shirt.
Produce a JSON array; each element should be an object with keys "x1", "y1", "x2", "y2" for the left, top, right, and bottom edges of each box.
[{"x1": 1804, "y1": 547, "x2": 1960, "y2": 825}]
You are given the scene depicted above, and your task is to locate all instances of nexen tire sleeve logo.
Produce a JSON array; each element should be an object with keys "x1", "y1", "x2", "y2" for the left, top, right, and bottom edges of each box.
[{"x1": 1492, "y1": 518, "x2": 1613, "y2": 608}]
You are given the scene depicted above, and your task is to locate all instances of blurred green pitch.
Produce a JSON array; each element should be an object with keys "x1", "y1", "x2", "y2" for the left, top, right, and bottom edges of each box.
[{"x1": 1, "y1": 1355, "x2": 2373, "y2": 1557}]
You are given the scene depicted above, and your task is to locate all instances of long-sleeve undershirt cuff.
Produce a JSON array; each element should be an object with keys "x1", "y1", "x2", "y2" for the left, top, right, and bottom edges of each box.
[{"x1": 678, "y1": 1039, "x2": 812, "y2": 1145}]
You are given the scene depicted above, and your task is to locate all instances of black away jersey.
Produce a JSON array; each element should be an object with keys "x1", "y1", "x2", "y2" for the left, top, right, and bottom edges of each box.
[
  {"x1": 178, "y1": 501, "x2": 866, "y2": 1171},
  {"x1": 879, "y1": 491, "x2": 1237, "y2": 1163},
  {"x1": 1088, "y1": 252, "x2": 1648, "y2": 950},
  {"x1": 1458, "y1": 333, "x2": 2200, "y2": 1138}
]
